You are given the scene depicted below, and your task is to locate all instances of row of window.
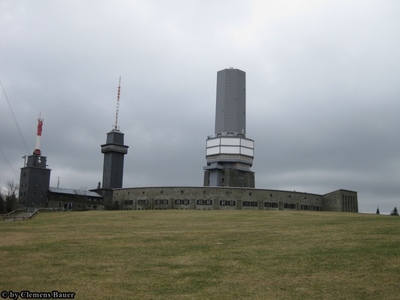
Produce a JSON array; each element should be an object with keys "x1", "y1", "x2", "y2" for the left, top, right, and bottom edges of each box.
[
  {"x1": 197, "y1": 200, "x2": 213, "y2": 205},
  {"x1": 136, "y1": 200, "x2": 257, "y2": 207},
  {"x1": 219, "y1": 200, "x2": 236, "y2": 206},
  {"x1": 119, "y1": 190, "x2": 321, "y2": 202},
  {"x1": 175, "y1": 200, "x2": 190, "y2": 205},
  {"x1": 125, "y1": 199, "x2": 320, "y2": 211},
  {"x1": 155, "y1": 199, "x2": 168, "y2": 205}
]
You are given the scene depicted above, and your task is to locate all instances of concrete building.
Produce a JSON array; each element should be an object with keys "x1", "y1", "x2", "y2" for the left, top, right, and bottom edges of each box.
[
  {"x1": 112, "y1": 186, "x2": 358, "y2": 212},
  {"x1": 47, "y1": 187, "x2": 104, "y2": 210},
  {"x1": 204, "y1": 68, "x2": 255, "y2": 188}
]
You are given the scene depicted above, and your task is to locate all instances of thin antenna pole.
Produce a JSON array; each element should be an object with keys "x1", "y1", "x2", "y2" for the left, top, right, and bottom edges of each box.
[
  {"x1": 114, "y1": 77, "x2": 121, "y2": 130},
  {"x1": 34, "y1": 113, "x2": 44, "y2": 155}
]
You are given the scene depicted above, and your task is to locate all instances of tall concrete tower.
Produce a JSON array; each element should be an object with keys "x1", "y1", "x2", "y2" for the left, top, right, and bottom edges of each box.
[
  {"x1": 203, "y1": 68, "x2": 255, "y2": 187},
  {"x1": 19, "y1": 116, "x2": 51, "y2": 207},
  {"x1": 101, "y1": 78, "x2": 129, "y2": 189}
]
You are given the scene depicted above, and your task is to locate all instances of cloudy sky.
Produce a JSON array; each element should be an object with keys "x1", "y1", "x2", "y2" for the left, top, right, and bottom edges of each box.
[{"x1": 1, "y1": 0, "x2": 399, "y2": 213}]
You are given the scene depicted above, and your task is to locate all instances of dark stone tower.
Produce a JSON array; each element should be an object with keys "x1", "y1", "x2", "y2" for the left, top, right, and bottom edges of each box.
[
  {"x1": 203, "y1": 68, "x2": 255, "y2": 188},
  {"x1": 101, "y1": 129, "x2": 128, "y2": 189},
  {"x1": 97, "y1": 78, "x2": 129, "y2": 209},
  {"x1": 19, "y1": 117, "x2": 51, "y2": 207},
  {"x1": 19, "y1": 154, "x2": 51, "y2": 207}
]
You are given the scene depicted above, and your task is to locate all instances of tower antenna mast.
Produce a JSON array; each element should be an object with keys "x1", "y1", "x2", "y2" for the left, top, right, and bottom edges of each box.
[
  {"x1": 114, "y1": 77, "x2": 121, "y2": 130},
  {"x1": 34, "y1": 113, "x2": 44, "y2": 155}
]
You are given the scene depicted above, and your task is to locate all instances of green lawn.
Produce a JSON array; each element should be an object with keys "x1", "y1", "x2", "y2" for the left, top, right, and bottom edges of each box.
[{"x1": 1, "y1": 210, "x2": 399, "y2": 299}]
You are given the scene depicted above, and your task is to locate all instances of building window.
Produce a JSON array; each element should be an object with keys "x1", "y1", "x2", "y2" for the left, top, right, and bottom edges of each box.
[
  {"x1": 300, "y1": 204, "x2": 311, "y2": 210},
  {"x1": 243, "y1": 201, "x2": 258, "y2": 207},
  {"x1": 219, "y1": 200, "x2": 236, "y2": 206},
  {"x1": 264, "y1": 202, "x2": 278, "y2": 208},
  {"x1": 155, "y1": 199, "x2": 168, "y2": 205},
  {"x1": 197, "y1": 200, "x2": 213, "y2": 205},
  {"x1": 284, "y1": 203, "x2": 296, "y2": 209},
  {"x1": 175, "y1": 199, "x2": 189, "y2": 205}
]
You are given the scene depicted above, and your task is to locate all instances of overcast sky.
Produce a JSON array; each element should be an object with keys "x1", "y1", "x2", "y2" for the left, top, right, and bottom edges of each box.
[{"x1": 1, "y1": 0, "x2": 399, "y2": 213}]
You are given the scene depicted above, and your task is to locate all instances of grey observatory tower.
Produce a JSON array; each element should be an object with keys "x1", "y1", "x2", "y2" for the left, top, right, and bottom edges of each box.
[{"x1": 203, "y1": 68, "x2": 255, "y2": 187}]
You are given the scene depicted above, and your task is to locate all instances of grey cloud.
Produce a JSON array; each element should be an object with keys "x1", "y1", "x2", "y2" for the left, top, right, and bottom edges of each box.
[{"x1": 1, "y1": 0, "x2": 400, "y2": 213}]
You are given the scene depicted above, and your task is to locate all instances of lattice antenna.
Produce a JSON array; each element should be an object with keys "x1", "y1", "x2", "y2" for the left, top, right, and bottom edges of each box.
[{"x1": 114, "y1": 77, "x2": 121, "y2": 130}]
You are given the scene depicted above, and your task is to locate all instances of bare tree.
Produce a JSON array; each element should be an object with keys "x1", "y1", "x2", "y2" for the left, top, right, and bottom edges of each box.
[
  {"x1": 4, "y1": 181, "x2": 18, "y2": 212},
  {"x1": 0, "y1": 192, "x2": 5, "y2": 214},
  {"x1": 390, "y1": 207, "x2": 399, "y2": 216}
]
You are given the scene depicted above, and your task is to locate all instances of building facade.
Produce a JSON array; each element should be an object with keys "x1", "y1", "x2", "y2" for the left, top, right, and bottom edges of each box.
[{"x1": 112, "y1": 186, "x2": 358, "y2": 212}]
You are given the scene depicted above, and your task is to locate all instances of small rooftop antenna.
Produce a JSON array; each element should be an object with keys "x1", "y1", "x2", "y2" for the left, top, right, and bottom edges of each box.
[{"x1": 113, "y1": 77, "x2": 121, "y2": 130}]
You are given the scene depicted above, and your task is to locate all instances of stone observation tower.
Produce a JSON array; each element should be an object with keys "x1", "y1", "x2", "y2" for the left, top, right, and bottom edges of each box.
[
  {"x1": 101, "y1": 78, "x2": 129, "y2": 189},
  {"x1": 203, "y1": 68, "x2": 255, "y2": 187},
  {"x1": 19, "y1": 115, "x2": 51, "y2": 207}
]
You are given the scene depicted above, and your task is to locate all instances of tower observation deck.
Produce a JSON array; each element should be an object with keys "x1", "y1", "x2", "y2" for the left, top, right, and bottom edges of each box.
[{"x1": 203, "y1": 68, "x2": 255, "y2": 188}]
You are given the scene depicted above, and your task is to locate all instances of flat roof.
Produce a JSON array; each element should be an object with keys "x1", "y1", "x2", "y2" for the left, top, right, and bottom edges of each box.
[{"x1": 49, "y1": 187, "x2": 103, "y2": 198}]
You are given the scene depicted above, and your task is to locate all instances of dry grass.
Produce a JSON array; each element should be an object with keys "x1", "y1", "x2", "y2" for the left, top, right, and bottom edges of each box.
[{"x1": 1, "y1": 210, "x2": 399, "y2": 299}]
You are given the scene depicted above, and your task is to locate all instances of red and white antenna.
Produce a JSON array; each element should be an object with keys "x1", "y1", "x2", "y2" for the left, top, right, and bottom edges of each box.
[
  {"x1": 34, "y1": 113, "x2": 43, "y2": 155},
  {"x1": 113, "y1": 77, "x2": 121, "y2": 130}
]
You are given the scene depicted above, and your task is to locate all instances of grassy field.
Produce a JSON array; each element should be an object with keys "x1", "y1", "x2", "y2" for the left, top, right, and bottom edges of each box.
[{"x1": 0, "y1": 210, "x2": 399, "y2": 299}]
